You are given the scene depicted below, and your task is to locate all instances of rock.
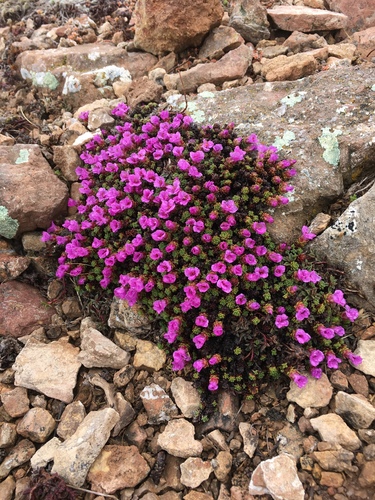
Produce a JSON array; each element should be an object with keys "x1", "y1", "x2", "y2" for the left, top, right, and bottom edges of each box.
[
  {"x1": 157, "y1": 419, "x2": 203, "y2": 458},
  {"x1": 229, "y1": 0, "x2": 270, "y2": 44},
  {"x1": 239, "y1": 422, "x2": 258, "y2": 458},
  {"x1": 0, "y1": 423, "x2": 17, "y2": 449},
  {"x1": 0, "y1": 145, "x2": 68, "y2": 236},
  {"x1": 312, "y1": 449, "x2": 355, "y2": 472},
  {"x1": 352, "y1": 340, "x2": 375, "y2": 375},
  {"x1": 359, "y1": 460, "x2": 375, "y2": 487},
  {"x1": 88, "y1": 445, "x2": 150, "y2": 493},
  {"x1": 113, "y1": 365, "x2": 136, "y2": 388},
  {"x1": 124, "y1": 77, "x2": 163, "y2": 108},
  {"x1": 164, "y1": 45, "x2": 252, "y2": 93},
  {"x1": 212, "y1": 451, "x2": 232, "y2": 482},
  {"x1": 180, "y1": 457, "x2": 213, "y2": 488},
  {"x1": 334, "y1": 391, "x2": 375, "y2": 429},
  {"x1": 199, "y1": 26, "x2": 244, "y2": 60},
  {"x1": 0, "y1": 387, "x2": 29, "y2": 418},
  {"x1": 363, "y1": 443, "x2": 375, "y2": 460},
  {"x1": 287, "y1": 373, "x2": 333, "y2": 408},
  {"x1": 328, "y1": 43, "x2": 357, "y2": 61},
  {"x1": 124, "y1": 421, "x2": 148, "y2": 451},
  {"x1": 132, "y1": 0, "x2": 223, "y2": 55},
  {"x1": 87, "y1": 108, "x2": 115, "y2": 131},
  {"x1": 170, "y1": 377, "x2": 201, "y2": 418},
  {"x1": 326, "y1": 0, "x2": 375, "y2": 33},
  {"x1": 330, "y1": 370, "x2": 348, "y2": 391},
  {"x1": 51, "y1": 408, "x2": 119, "y2": 487},
  {"x1": 57, "y1": 401, "x2": 86, "y2": 440},
  {"x1": 61, "y1": 298, "x2": 81, "y2": 320},
  {"x1": 78, "y1": 318, "x2": 130, "y2": 369},
  {"x1": 206, "y1": 430, "x2": 230, "y2": 451},
  {"x1": 21, "y1": 231, "x2": 46, "y2": 253},
  {"x1": 184, "y1": 492, "x2": 214, "y2": 500},
  {"x1": 16, "y1": 408, "x2": 56, "y2": 443},
  {"x1": 133, "y1": 340, "x2": 167, "y2": 372},
  {"x1": 353, "y1": 27, "x2": 375, "y2": 61},
  {"x1": 359, "y1": 429, "x2": 375, "y2": 444},
  {"x1": 267, "y1": 5, "x2": 348, "y2": 32},
  {"x1": 319, "y1": 471, "x2": 344, "y2": 488},
  {"x1": 0, "y1": 250, "x2": 30, "y2": 283},
  {"x1": 261, "y1": 53, "x2": 317, "y2": 82},
  {"x1": 0, "y1": 476, "x2": 15, "y2": 500},
  {"x1": 277, "y1": 423, "x2": 305, "y2": 460},
  {"x1": 248, "y1": 454, "x2": 305, "y2": 500},
  {"x1": 13, "y1": 338, "x2": 81, "y2": 403},
  {"x1": 348, "y1": 372, "x2": 369, "y2": 397},
  {"x1": 310, "y1": 414, "x2": 361, "y2": 451},
  {"x1": 0, "y1": 439, "x2": 35, "y2": 480},
  {"x1": 0, "y1": 281, "x2": 56, "y2": 338},
  {"x1": 108, "y1": 298, "x2": 151, "y2": 333},
  {"x1": 52, "y1": 146, "x2": 80, "y2": 182},
  {"x1": 112, "y1": 392, "x2": 135, "y2": 436},
  {"x1": 140, "y1": 384, "x2": 178, "y2": 424},
  {"x1": 283, "y1": 31, "x2": 327, "y2": 54}
]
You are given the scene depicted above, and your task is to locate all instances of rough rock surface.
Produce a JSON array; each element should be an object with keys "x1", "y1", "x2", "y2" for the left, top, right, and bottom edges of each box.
[
  {"x1": 267, "y1": 6, "x2": 348, "y2": 32},
  {"x1": 326, "y1": 0, "x2": 375, "y2": 32},
  {"x1": 334, "y1": 391, "x2": 375, "y2": 429},
  {"x1": 310, "y1": 414, "x2": 362, "y2": 451},
  {"x1": 133, "y1": 0, "x2": 223, "y2": 55},
  {"x1": 229, "y1": 0, "x2": 270, "y2": 44},
  {"x1": 287, "y1": 373, "x2": 333, "y2": 408},
  {"x1": 157, "y1": 419, "x2": 203, "y2": 458},
  {"x1": 260, "y1": 52, "x2": 317, "y2": 81},
  {"x1": 352, "y1": 340, "x2": 375, "y2": 376}
]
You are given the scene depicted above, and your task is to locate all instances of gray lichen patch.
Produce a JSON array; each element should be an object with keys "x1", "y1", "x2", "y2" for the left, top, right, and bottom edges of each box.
[
  {"x1": 280, "y1": 92, "x2": 306, "y2": 107},
  {"x1": 318, "y1": 127, "x2": 343, "y2": 166},
  {"x1": 15, "y1": 148, "x2": 30, "y2": 164},
  {"x1": 328, "y1": 206, "x2": 357, "y2": 239},
  {"x1": 0, "y1": 206, "x2": 19, "y2": 239},
  {"x1": 273, "y1": 130, "x2": 296, "y2": 150},
  {"x1": 20, "y1": 69, "x2": 59, "y2": 90}
]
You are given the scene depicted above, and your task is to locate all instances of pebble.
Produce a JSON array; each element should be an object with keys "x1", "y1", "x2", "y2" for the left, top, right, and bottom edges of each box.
[
  {"x1": 157, "y1": 419, "x2": 203, "y2": 458},
  {"x1": 180, "y1": 457, "x2": 213, "y2": 488},
  {"x1": 310, "y1": 414, "x2": 362, "y2": 451},
  {"x1": 16, "y1": 407, "x2": 56, "y2": 443}
]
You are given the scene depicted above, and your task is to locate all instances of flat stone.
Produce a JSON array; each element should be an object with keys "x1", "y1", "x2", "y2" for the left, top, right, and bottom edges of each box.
[
  {"x1": 57, "y1": 401, "x2": 86, "y2": 440},
  {"x1": 312, "y1": 449, "x2": 355, "y2": 472},
  {"x1": 124, "y1": 77, "x2": 163, "y2": 108},
  {"x1": 199, "y1": 25, "x2": 244, "y2": 60},
  {"x1": 88, "y1": 445, "x2": 150, "y2": 493},
  {"x1": 0, "y1": 439, "x2": 35, "y2": 480},
  {"x1": 0, "y1": 281, "x2": 56, "y2": 338},
  {"x1": 170, "y1": 377, "x2": 201, "y2": 418},
  {"x1": 133, "y1": 340, "x2": 166, "y2": 372},
  {"x1": 334, "y1": 391, "x2": 375, "y2": 429},
  {"x1": 287, "y1": 373, "x2": 333, "y2": 408},
  {"x1": 112, "y1": 393, "x2": 135, "y2": 437},
  {"x1": 310, "y1": 414, "x2": 361, "y2": 451},
  {"x1": 352, "y1": 340, "x2": 375, "y2": 375},
  {"x1": 113, "y1": 365, "x2": 136, "y2": 388},
  {"x1": 0, "y1": 387, "x2": 29, "y2": 417},
  {"x1": 0, "y1": 252, "x2": 30, "y2": 283},
  {"x1": 267, "y1": 5, "x2": 348, "y2": 32},
  {"x1": 140, "y1": 384, "x2": 178, "y2": 424},
  {"x1": 261, "y1": 53, "x2": 317, "y2": 82},
  {"x1": 16, "y1": 407, "x2": 56, "y2": 443},
  {"x1": 353, "y1": 26, "x2": 375, "y2": 61},
  {"x1": 283, "y1": 31, "x2": 327, "y2": 55},
  {"x1": 180, "y1": 457, "x2": 213, "y2": 488},
  {"x1": 326, "y1": 0, "x2": 375, "y2": 33},
  {"x1": 13, "y1": 338, "x2": 81, "y2": 403},
  {"x1": 248, "y1": 454, "x2": 305, "y2": 500},
  {"x1": 319, "y1": 471, "x2": 344, "y2": 488},
  {"x1": 157, "y1": 419, "x2": 203, "y2": 458}
]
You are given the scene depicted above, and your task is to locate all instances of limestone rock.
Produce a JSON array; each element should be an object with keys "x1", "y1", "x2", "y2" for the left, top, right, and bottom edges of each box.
[
  {"x1": 261, "y1": 53, "x2": 317, "y2": 82},
  {"x1": 239, "y1": 422, "x2": 258, "y2": 459},
  {"x1": 108, "y1": 298, "x2": 151, "y2": 333},
  {"x1": 170, "y1": 377, "x2": 201, "y2": 418},
  {"x1": 312, "y1": 449, "x2": 355, "y2": 472},
  {"x1": 133, "y1": 0, "x2": 223, "y2": 55},
  {"x1": 287, "y1": 373, "x2": 333, "y2": 408},
  {"x1": 133, "y1": 340, "x2": 166, "y2": 372},
  {"x1": 88, "y1": 445, "x2": 150, "y2": 493},
  {"x1": 16, "y1": 408, "x2": 56, "y2": 443},
  {"x1": 0, "y1": 387, "x2": 29, "y2": 418},
  {"x1": 0, "y1": 145, "x2": 68, "y2": 236},
  {"x1": 57, "y1": 401, "x2": 86, "y2": 440},
  {"x1": 310, "y1": 414, "x2": 361, "y2": 451},
  {"x1": 199, "y1": 26, "x2": 244, "y2": 60},
  {"x1": 326, "y1": 0, "x2": 375, "y2": 33},
  {"x1": 13, "y1": 338, "x2": 81, "y2": 403},
  {"x1": 164, "y1": 45, "x2": 252, "y2": 93},
  {"x1": 180, "y1": 457, "x2": 213, "y2": 488},
  {"x1": 51, "y1": 408, "x2": 120, "y2": 487},
  {"x1": 0, "y1": 439, "x2": 35, "y2": 480},
  {"x1": 140, "y1": 384, "x2": 178, "y2": 424},
  {"x1": 0, "y1": 423, "x2": 17, "y2": 449},
  {"x1": 157, "y1": 419, "x2": 203, "y2": 458},
  {"x1": 248, "y1": 454, "x2": 305, "y2": 500},
  {"x1": 267, "y1": 6, "x2": 348, "y2": 32},
  {"x1": 334, "y1": 391, "x2": 375, "y2": 429},
  {"x1": 352, "y1": 340, "x2": 375, "y2": 375},
  {"x1": 78, "y1": 318, "x2": 130, "y2": 369},
  {"x1": 229, "y1": 0, "x2": 270, "y2": 44}
]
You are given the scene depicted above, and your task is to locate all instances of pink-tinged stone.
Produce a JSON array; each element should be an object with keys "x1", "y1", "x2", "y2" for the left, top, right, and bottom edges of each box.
[
  {"x1": 326, "y1": 0, "x2": 375, "y2": 33},
  {"x1": 267, "y1": 6, "x2": 348, "y2": 32},
  {"x1": 0, "y1": 387, "x2": 29, "y2": 418},
  {"x1": 0, "y1": 145, "x2": 68, "y2": 236},
  {"x1": 353, "y1": 26, "x2": 375, "y2": 61},
  {"x1": 16, "y1": 408, "x2": 56, "y2": 443},
  {"x1": 260, "y1": 52, "x2": 317, "y2": 81},
  {"x1": 133, "y1": 0, "x2": 223, "y2": 55},
  {"x1": 0, "y1": 243, "x2": 30, "y2": 282},
  {"x1": 0, "y1": 281, "x2": 56, "y2": 338}
]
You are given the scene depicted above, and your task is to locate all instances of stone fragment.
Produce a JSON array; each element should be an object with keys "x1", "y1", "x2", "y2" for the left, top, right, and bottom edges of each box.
[
  {"x1": 283, "y1": 31, "x2": 327, "y2": 54},
  {"x1": 113, "y1": 365, "x2": 136, "y2": 387},
  {"x1": 21, "y1": 231, "x2": 46, "y2": 253},
  {"x1": 112, "y1": 393, "x2": 136, "y2": 436},
  {"x1": 206, "y1": 430, "x2": 230, "y2": 451},
  {"x1": 359, "y1": 460, "x2": 375, "y2": 487},
  {"x1": 353, "y1": 26, "x2": 375, "y2": 61},
  {"x1": 133, "y1": 340, "x2": 166, "y2": 372},
  {"x1": 239, "y1": 422, "x2": 258, "y2": 459},
  {"x1": 157, "y1": 419, "x2": 203, "y2": 458},
  {"x1": 326, "y1": 0, "x2": 375, "y2": 33},
  {"x1": 330, "y1": 370, "x2": 348, "y2": 391},
  {"x1": 61, "y1": 298, "x2": 81, "y2": 320},
  {"x1": 0, "y1": 145, "x2": 68, "y2": 236},
  {"x1": 184, "y1": 492, "x2": 213, "y2": 500},
  {"x1": 164, "y1": 45, "x2": 252, "y2": 93},
  {"x1": 78, "y1": 318, "x2": 130, "y2": 369},
  {"x1": 51, "y1": 408, "x2": 119, "y2": 487},
  {"x1": 140, "y1": 384, "x2": 178, "y2": 424},
  {"x1": 124, "y1": 77, "x2": 163, "y2": 108},
  {"x1": 229, "y1": 0, "x2": 270, "y2": 44},
  {"x1": 170, "y1": 377, "x2": 201, "y2": 418},
  {"x1": 0, "y1": 281, "x2": 56, "y2": 338},
  {"x1": 16, "y1": 408, "x2": 56, "y2": 443},
  {"x1": 277, "y1": 423, "x2": 304, "y2": 460},
  {"x1": 319, "y1": 471, "x2": 344, "y2": 488},
  {"x1": 52, "y1": 146, "x2": 80, "y2": 181},
  {"x1": 348, "y1": 371, "x2": 369, "y2": 396},
  {"x1": 0, "y1": 475, "x2": 15, "y2": 500},
  {"x1": 0, "y1": 251, "x2": 30, "y2": 283},
  {"x1": 267, "y1": 6, "x2": 348, "y2": 32},
  {"x1": 0, "y1": 439, "x2": 35, "y2": 480},
  {"x1": 0, "y1": 387, "x2": 29, "y2": 417},
  {"x1": 364, "y1": 443, "x2": 375, "y2": 460},
  {"x1": 287, "y1": 373, "x2": 332, "y2": 408},
  {"x1": 108, "y1": 299, "x2": 151, "y2": 333},
  {"x1": 199, "y1": 26, "x2": 244, "y2": 60},
  {"x1": 212, "y1": 451, "x2": 232, "y2": 482},
  {"x1": 328, "y1": 43, "x2": 356, "y2": 61},
  {"x1": 359, "y1": 429, "x2": 375, "y2": 444},
  {"x1": 57, "y1": 401, "x2": 86, "y2": 440},
  {"x1": 180, "y1": 457, "x2": 213, "y2": 488},
  {"x1": 87, "y1": 108, "x2": 115, "y2": 131},
  {"x1": 133, "y1": 0, "x2": 223, "y2": 55},
  {"x1": 310, "y1": 414, "x2": 361, "y2": 451},
  {"x1": 0, "y1": 423, "x2": 17, "y2": 448},
  {"x1": 312, "y1": 449, "x2": 355, "y2": 472},
  {"x1": 352, "y1": 340, "x2": 375, "y2": 376},
  {"x1": 334, "y1": 391, "x2": 375, "y2": 429},
  {"x1": 248, "y1": 454, "x2": 305, "y2": 500},
  {"x1": 261, "y1": 53, "x2": 317, "y2": 82},
  {"x1": 88, "y1": 445, "x2": 150, "y2": 493},
  {"x1": 13, "y1": 338, "x2": 81, "y2": 403},
  {"x1": 199, "y1": 391, "x2": 239, "y2": 434},
  {"x1": 124, "y1": 421, "x2": 148, "y2": 451}
]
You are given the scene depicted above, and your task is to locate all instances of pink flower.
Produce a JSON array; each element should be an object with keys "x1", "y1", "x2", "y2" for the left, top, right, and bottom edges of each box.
[
  {"x1": 274, "y1": 265, "x2": 285, "y2": 277},
  {"x1": 172, "y1": 347, "x2": 191, "y2": 371},
  {"x1": 311, "y1": 368, "x2": 322, "y2": 379},
  {"x1": 163, "y1": 273, "x2": 177, "y2": 283},
  {"x1": 247, "y1": 301, "x2": 260, "y2": 311},
  {"x1": 208, "y1": 354, "x2": 221, "y2": 366},
  {"x1": 268, "y1": 252, "x2": 283, "y2": 263},
  {"x1": 193, "y1": 220, "x2": 205, "y2": 233},
  {"x1": 235, "y1": 294, "x2": 247, "y2": 305},
  {"x1": 211, "y1": 262, "x2": 227, "y2": 273},
  {"x1": 193, "y1": 359, "x2": 208, "y2": 372},
  {"x1": 151, "y1": 230, "x2": 167, "y2": 241},
  {"x1": 206, "y1": 273, "x2": 219, "y2": 284},
  {"x1": 257, "y1": 266, "x2": 269, "y2": 279},
  {"x1": 221, "y1": 200, "x2": 238, "y2": 214},
  {"x1": 153, "y1": 299, "x2": 168, "y2": 314},
  {"x1": 231, "y1": 264, "x2": 243, "y2": 276},
  {"x1": 328, "y1": 289, "x2": 346, "y2": 307},
  {"x1": 333, "y1": 326, "x2": 345, "y2": 337},
  {"x1": 224, "y1": 250, "x2": 237, "y2": 263},
  {"x1": 184, "y1": 267, "x2": 200, "y2": 280},
  {"x1": 244, "y1": 238, "x2": 255, "y2": 248},
  {"x1": 178, "y1": 159, "x2": 190, "y2": 171},
  {"x1": 202, "y1": 233, "x2": 212, "y2": 243},
  {"x1": 217, "y1": 279, "x2": 232, "y2": 293},
  {"x1": 197, "y1": 281, "x2": 210, "y2": 293},
  {"x1": 290, "y1": 372, "x2": 308, "y2": 388},
  {"x1": 309, "y1": 349, "x2": 324, "y2": 367},
  {"x1": 164, "y1": 331, "x2": 178, "y2": 343},
  {"x1": 326, "y1": 352, "x2": 342, "y2": 369},
  {"x1": 244, "y1": 254, "x2": 257, "y2": 266},
  {"x1": 301, "y1": 225, "x2": 316, "y2": 241},
  {"x1": 295, "y1": 303, "x2": 310, "y2": 321},
  {"x1": 255, "y1": 246, "x2": 267, "y2": 256},
  {"x1": 275, "y1": 314, "x2": 289, "y2": 328},
  {"x1": 157, "y1": 260, "x2": 172, "y2": 273},
  {"x1": 213, "y1": 323, "x2": 223, "y2": 336},
  {"x1": 149, "y1": 248, "x2": 163, "y2": 260},
  {"x1": 193, "y1": 333, "x2": 207, "y2": 349},
  {"x1": 190, "y1": 150, "x2": 205, "y2": 163},
  {"x1": 294, "y1": 328, "x2": 311, "y2": 344},
  {"x1": 344, "y1": 305, "x2": 359, "y2": 322},
  {"x1": 195, "y1": 315, "x2": 209, "y2": 328},
  {"x1": 252, "y1": 222, "x2": 267, "y2": 234},
  {"x1": 344, "y1": 351, "x2": 362, "y2": 366},
  {"x1": 230, "y1": 146, "x2": 246, "y2": 162},
  {"x1": 296, "y1": 269, "x2": 311, "y2": 282},
  {"x1": 208, "y1": 375, "x2": 219, "y2": 391},
  {"x1": 317, "y1": 325, "x2": 335, "y2": 340}
]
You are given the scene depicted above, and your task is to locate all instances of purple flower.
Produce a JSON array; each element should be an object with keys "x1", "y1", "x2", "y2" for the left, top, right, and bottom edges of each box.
[
  {"x1": 309, "y1": 349, "x2": 324, "y2": 367},
  {"x1": 230, "y1": 146, "x2": 246, "y2": 162},
  {"x1": 153, "y1": 299, "x2": 168, "y2": 314},
  {"x1": 301, "y1": 225, "x2": 316, "y2": 241},
  {"x1": 268, "y1": 252, "x2": 283, "y2": 263},
  {"x1": 344, "y1": 305, "x2": 359, "y2": 322},
  {"x1": 202, "y1": 233, "x2": 212, "y2": 243},
  {"x1": 224, "y1": 250, "x2": 237, "y2": 263},
  {"x1": 290, "y1": 372, "x2": 308, "y2": 388},
  {"x1": 184, "y1": 267, "x2": 200, "y2": 281},
  {"x1": 208, "y1": 376, "x2": 219, "y2": 391},
  {"x1": 217, "y1": 279, "x2": 232, "y2": 293},
  {"x1": 247, "y1": 301, "x2": 260, "y2": 311},
  {"x1": 244, "y1": 254, "x2": 257, "y2": 266},
  {"x1": 231, "y1": 264, "x2": 243, "y2": 276},
  {"x1": 345, "y1": 351, "x2": 362, "y2": 366},
  {"x1": 221, "y1": 200, "x2": 238, "y2": 214},
  {"x1": 172, "y1": 347, "x2": 191, "y2": 371},
  {"x1": 178, "y1": 158, "x2": 190, "y2": 171},
  {"x1": 164, "y1": 330, "x2": 178, "y2": 343},
  {"x1": 294, "y1": 328, "x2": 311, "y2": 344},
  {"x1": 195, "y1": 315, "x2": 209, "y2": 328},
  {"x1": 157, "y1": 260, "x2": 172, "y2": 273},
  {"x1": 193, "y1": 333, "x2": 207, "y2": 349},
  {"x1": 328, "y1": 289, "x2": 346, "y2": 307},
  {"x1": 326, "y1": 352, "x2": 342, "y2": 369},
  {"x1": 211, "y1": 262, "x2": 226, "y2": 273},
  {"x1": 295, "y1": 304, "x2": 310, "y2": 321},
  {"x1": 311, "y1": 368, "x2": 322, "y2": 379},
  {"x1": 317, "y1": 325, "x2": 335, "y2": 340},
  {"x1": 252, "y1": 222, "x2": 267, "y2": 234},
  {"x1": 208, "y1": 355, "x2": 221, "y2": 366},
  {"x1": 190, "y1": 150, "x2": 205, "y2": 163},
  {"x1": 149, "y1": 248, "x2": 163, "y2": 260},
  {"x1": 274, "y1": 265, "x2": 286, "y2": 277},
  {"x1": 193, "y1": 359, "x2": 208, "y2": 372},
  {"x1": 213, "y1": 323, "x2": 223, "y2": 336},
  {"x1": 275, "y1": 314, "x2": 289, "y2": 328},
  {"x1": 235, "y1": 294, "x2": 247, "y2": 305},
  {"x1": 333, "y1": 326, "x2": 345, "y2": 337},
  {"x1": 197, "y1": 282, "x2": 210, "y2": 293},
  {"x1": 163, "y1": 273, "x2": 177, "y2": 283},
  {"x1": 151, "y1": 230, "x2": 167, "y2": 241}
]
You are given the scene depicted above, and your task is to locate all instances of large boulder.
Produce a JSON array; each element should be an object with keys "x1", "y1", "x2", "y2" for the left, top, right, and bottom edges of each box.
[
  {"x1": 229, "y1": 0, "x2": 270, "y2": 44},
  {"x1": 326, "y1": 0, "x2": 375, "y2": 33},
  {"x1": 132, "y1": 0, "x2": 224, "y2": 55}
]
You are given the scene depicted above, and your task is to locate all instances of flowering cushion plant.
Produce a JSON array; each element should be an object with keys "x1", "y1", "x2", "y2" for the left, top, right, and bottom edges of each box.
[{"x1": 43, "y1": 103, "x2": 361, "y2": 395}]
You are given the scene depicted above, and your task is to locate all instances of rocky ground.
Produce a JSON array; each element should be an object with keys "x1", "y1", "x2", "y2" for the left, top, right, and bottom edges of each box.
[{"x1": 1, "y1": 0, "x2": 375, "y2": 499}]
